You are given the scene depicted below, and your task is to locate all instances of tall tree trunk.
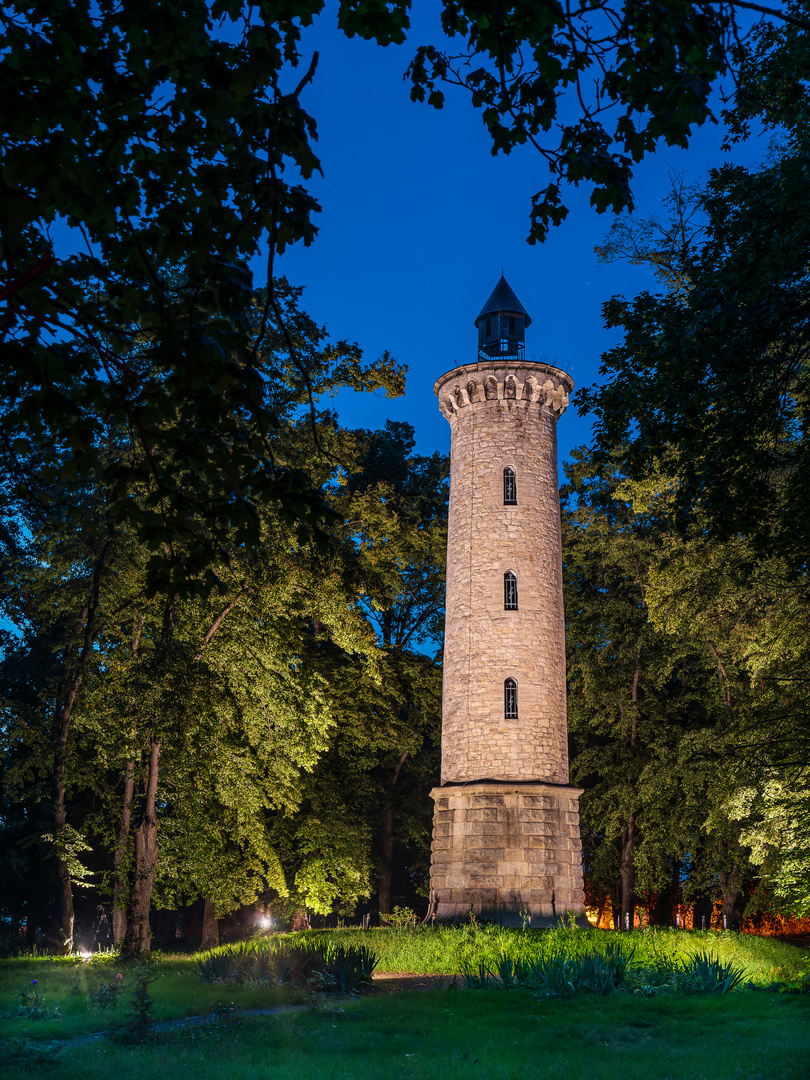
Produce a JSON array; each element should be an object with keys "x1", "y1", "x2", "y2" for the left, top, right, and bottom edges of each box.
[
  {"x1": 200, "y1": 898, "x2": 220, "y2": 950},
  {"x1": 718, "y1": 839, "x2": 743, "y2": 929},
  {"x1": 53, "y1": 740, "x2": 75, "y2": 953},
  {"x1": 671, "y1": 857, "x2": 682, "y2": 927},
  {"x1": 718, "y1": 877, "x2": 742, "y2": 930},
  {"x1": 611, "y1": 875, "x2": 622, "y2": 930},
  {"x1": 125, "y1": 738, "x2": 161, "y2": 955},
  {"x1": 620, "y1": 814, "x2": 637, "y2": 929},
  {"x1": 378, "y1": 751, "x2": 407, "y2": 915},
  {"x1": 112, "y1": 759, "x2": 135, "y2": 945},
  {"x1": 378, "y1": 804, "x2": 395, "y2": 915},
  {"x1": 50, "y1": 536, "x2": 112, "y2": 952}
]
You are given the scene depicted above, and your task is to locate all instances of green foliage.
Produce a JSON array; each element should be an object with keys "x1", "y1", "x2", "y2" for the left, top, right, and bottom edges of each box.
[
  {"x1": 575, "y1": 19, "x2": 810, "y2": 922},
  {"x1": 579, "y1": 7, "x2": 810, "y2": 574},
  {"x1": 196, "y1": 941, "x2": 378, "y2": 996},
  {"x1": 3, "y1": 979, "x2": 60, "y2": 1021},
  {"x1": 273, "y1": 926, "x2": 807, "y2": 987},
  {"x1": 402, "y1": 1, "x2": 749, "y2": 241},
  {"x1": 379, "y1": 906, "x2": 418, "y2": 929},
  {"x1": 88, "y1": 974, "x2": 125, "y2": 1010},
  {"x1": 311, "y1": 944, "x2": 377, "y2": 996},
  {"x1": 461, "y1": 941, "x2": 635, "y2": 997},
  {"x1": 4, "y1": 991, "x2": 810, "y2": 1080},
  {"x1": 116, "y1": 975, "x2": 156, "y2": 1045},
  {"x1": 679, "y1": 950, "x2": 747, "y2": 995},
  {"x1": 0, "y1": 1037, "x2": 63, "y2": 1073},
  {"x1": 195, "y1": 951, "x2": 244, "y2": 986}
]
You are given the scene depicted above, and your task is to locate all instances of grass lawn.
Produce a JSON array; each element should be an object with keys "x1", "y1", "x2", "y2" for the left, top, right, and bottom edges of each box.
[
  {"x1": 276, "y1": 925, "x2": 808, "y2": 985},
  {"x1": 0, "y1": 958, "x2": 309, "y2": 1041},
  {"x1": 1, "y1": 930, "x2": 807, "y2": 1078},
  {"x1": 2, "y1": 988, "x2": 808, "y2": 1080}
]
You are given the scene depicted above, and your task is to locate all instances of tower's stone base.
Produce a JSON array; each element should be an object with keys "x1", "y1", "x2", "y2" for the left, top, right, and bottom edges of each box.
[{"x1": 429, "y1": 782, "x2": 586, "y2": 927}]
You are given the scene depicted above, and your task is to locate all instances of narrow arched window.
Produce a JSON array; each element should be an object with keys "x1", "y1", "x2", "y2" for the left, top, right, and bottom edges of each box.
[
  {"x1": 485, "y1": 317, "x2": 491, "y2": 337},
  {"x1": 504, "y1": 571, "x2": 518, "y2": 610},
  {"x1": 503, "y1": 466, "x2": 517, "y2": 505},
  {"x1": 505, "y1": 678, "x2": 518, "y2": 718},
  {"x1": 509, "y1": 316, "x2": 515, "y2": 334}
]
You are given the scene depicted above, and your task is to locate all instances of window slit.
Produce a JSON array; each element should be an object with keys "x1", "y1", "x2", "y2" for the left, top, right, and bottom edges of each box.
[{"x1": 505, "y1": 678, "x2": 518, "y2": 718}]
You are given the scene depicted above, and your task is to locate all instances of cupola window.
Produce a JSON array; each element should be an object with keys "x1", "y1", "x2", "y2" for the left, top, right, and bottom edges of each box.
[
  {"x1": 503, "y1": 467, "x2": 517, "y2": 505},
  {"x1": 504, "y1": 571, "x2": 518, "y2": 610},
  {"x1": 504, "y1": 678, "x2": 518, "y2": 718}
]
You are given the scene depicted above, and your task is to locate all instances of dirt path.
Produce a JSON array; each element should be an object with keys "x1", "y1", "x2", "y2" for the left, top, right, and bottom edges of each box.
[
  {"x1": 5, "y1": 978, "x2": 454, "y2": 1052},
  {"x1": 370, "y1": 972, "x2": 461, "y2": 993}
]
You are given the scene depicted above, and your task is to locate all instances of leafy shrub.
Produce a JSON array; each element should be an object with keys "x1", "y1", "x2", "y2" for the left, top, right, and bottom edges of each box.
[
  {"x1": 312, "y1": 944, "x2": 378, "y2": 996},
  {"x1": 196, "y1": 942, "x2": 378, "y2": 995},
  {"x1": 379, "y1": 906, "x2": 418, "y2": 929},
  {"x1": 460, "y1": 962, "x2": 495, "y2": 989},
  {"x1": 4, "y1": 979, "x2": 61, "y2": 1020},
  {"x1": 270, "y1": 945, "x2": 321, "y2": 986},
  {"x1": 678, "y1": 951, "x2": 746, "y2": 995},
  {"x1": 462, "y1": 943, "x2": 635, "y2": 997},
  {"x1": 89, "y1": 972, "x2": 125, "y2": 1008},
  {"x1": 0, "y1": 1038, "x2": 63, "y2": 1072},
  {"x1": 196, "y1": 949, "x2": 242, "y2": 984},
  {"x1": 114, "y1": 975, "x2": 156, "y2": 1044}
]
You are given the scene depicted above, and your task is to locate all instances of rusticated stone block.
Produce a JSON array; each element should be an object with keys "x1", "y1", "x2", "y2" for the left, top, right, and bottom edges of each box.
[
  {"x1": 428, "y1": 782, "x2": 586, "y2": 927},
  {"x1": 468, "y1": 807, "x2": 503, "y2": 821}
]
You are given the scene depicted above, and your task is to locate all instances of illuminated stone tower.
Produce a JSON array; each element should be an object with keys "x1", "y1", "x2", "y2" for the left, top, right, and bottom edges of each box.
[{"x1": 428, "y1": 275, "x2": 585, "y2": 926}]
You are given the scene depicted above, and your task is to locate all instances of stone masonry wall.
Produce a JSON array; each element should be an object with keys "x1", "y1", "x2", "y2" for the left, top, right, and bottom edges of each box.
[
  {"x1": 429, "y1": 782, "x2": 586, "y2": 925},
  {"x1": 434, "y1": 360, "x2": 575, "y2": 785}
]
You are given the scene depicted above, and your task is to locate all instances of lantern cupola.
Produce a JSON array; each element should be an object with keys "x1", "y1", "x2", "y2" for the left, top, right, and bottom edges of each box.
[{"x1": 474, "y1": 273, "x2": 532, "y2": 362}]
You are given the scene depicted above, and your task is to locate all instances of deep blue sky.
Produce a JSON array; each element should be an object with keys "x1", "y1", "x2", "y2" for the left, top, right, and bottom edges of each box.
[{"x1": 271, "y1": 3, "x2": 767, "y2": 473}]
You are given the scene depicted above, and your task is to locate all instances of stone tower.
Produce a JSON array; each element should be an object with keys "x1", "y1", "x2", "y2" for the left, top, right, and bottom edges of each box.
[{"x1": 428, "y1": 274, "x2": 586, "y2": 926}]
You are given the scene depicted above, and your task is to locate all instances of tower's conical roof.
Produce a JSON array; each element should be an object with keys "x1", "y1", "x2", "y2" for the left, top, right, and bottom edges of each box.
[{"x1": 474, "y1": 274, "x2": 532, "y2": 329}]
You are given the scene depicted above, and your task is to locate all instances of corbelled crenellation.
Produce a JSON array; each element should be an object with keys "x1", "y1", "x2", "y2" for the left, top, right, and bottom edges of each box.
[{"x1": 435, "y1": 360, "x2": 573, "y2": 421}]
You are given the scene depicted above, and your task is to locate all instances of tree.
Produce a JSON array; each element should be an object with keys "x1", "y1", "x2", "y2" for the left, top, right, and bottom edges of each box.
[
  {"x1": 563, "y1": 449, "x2": 682, "y2": 927},
  {"x1": 563, "y1": 448, "x2": 765, "y2": 928},
  {"x1": 626, "y1": 472, "x2": 810, "y2": 918},
  {"x1": 578, "y1": 3, "x2": 810, "y2": 571},
  {"x1": 267, "y1": 421, "x2": 446, "y2": 919},
  {"x1": 0, "y1": 280, "x2": 405, "y2": 950},
  {"x1": 2, "y1": 1, "x2": 802, "y2": 593}
]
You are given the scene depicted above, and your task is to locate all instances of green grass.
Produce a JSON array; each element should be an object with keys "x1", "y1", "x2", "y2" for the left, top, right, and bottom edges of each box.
[
  {"x1": 261, "y1": 926, "x2": 808, "y2": 986},
  {"x1": 0, "y1": 957, "x2": 307, "y2": 1041},
  {"x1": 2, "y1": 988, "x2": 809, "y2": 1080},
  {"x1": 1, "y1": 930, "x2": 806, "y2": 1078}
]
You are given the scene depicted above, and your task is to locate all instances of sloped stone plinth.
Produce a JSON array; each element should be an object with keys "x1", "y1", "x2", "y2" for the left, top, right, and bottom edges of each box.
[{"x1": 429, "y1": 781, "x2": 585, "y2": 927}]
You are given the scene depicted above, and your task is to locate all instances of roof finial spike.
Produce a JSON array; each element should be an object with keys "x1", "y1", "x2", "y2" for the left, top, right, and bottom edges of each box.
[{"x1": 473, "y1": 274, "x2": 532, "y2": 330}]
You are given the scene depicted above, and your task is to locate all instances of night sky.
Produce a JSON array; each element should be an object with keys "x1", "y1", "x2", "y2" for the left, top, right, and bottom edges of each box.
[{"x1": 273, "y1": 3, "x2": 767, "y2": 472}]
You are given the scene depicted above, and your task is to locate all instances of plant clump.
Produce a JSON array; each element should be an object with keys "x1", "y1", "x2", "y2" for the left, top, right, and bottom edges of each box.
[
  {"x1": 196, "y1": 942, "x2": 378, "y2": 996},
  {"x1": 461, "y1": 942, "x2": 635, "y2": 997},
  {"x1": 89, "y1": 972, "x2": 126, "y2": 1009},
  {"x1": 459, "y1": 942, "x2": 751, "y2": 999},
  {"x1": 3, "y1": 979, "x2": 61, "y2": 1020}
]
